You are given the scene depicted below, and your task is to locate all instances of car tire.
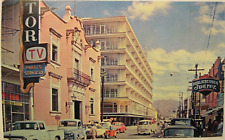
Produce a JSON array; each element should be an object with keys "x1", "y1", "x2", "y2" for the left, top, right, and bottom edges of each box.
[
  {"x1": 83, "y1": 135, "x2": 87, "y2": 140},
  {"x1": 114, "y1": 133, "x2": 117, "y2": 138},
  {"x1": 76, "y1": 135, "x2": 80, "y2": 140},
  {"x1": 105, "y1": 134, "x2": 109, "y2": 139},
  {"x1": 55, "y1": 137, "x2": 60, "y2": 140}
]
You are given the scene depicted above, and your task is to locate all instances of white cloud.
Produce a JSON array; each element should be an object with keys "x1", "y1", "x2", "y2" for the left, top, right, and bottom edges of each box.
[
  {"x1": 103, "y1": 10, "x2": 111, "y2": 16},
  {"x1": 123, "y1": 1, "x2": 171, "y2": 21},
  {"x1": 196, "y1": 3, "x2": 225, "y2": 35},
  {"x1": 148, "y1": 47, "x2": 222, "y2": 101},
  {"x1": 218, "y1": 43, "x2": 225, "y2": 48}
]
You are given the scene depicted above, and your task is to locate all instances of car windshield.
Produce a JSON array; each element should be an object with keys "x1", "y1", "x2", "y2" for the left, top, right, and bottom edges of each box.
[
  {"x1": 59, "y1": 121, "x2": 77, "y2": 127},
  {"x1": 172, "y1": 120, "x2": 191, "y2": 125},
  {"x1": 14, "y1": 123, "x2": 38, "y2": 130},
  {"x1": 100, "y1": 123, "x2": 109, "y2": 129},
  {"x1": 138, "y1": 121, "x2": 149, "y2": 125},
  {"x1": 164, "y1": 128, "x2": 194, "y2": 137},
  {"x1": 112, "y1": 123, "x2": 120, "y2": 126}
]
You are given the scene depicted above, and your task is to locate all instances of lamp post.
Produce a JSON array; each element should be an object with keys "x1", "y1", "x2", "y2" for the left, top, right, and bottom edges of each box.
[{"x1": 101, "y1": 68, "x2": 106, "y2": 122}]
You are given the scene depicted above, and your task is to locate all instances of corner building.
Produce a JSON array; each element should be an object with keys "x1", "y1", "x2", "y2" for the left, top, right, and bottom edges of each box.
[
  {"x1": 83, "y1": 16, "x2": 156, "y2": 125},
  {"x1": 1, "y1": 1, "x2": 101, "y2": 131}
]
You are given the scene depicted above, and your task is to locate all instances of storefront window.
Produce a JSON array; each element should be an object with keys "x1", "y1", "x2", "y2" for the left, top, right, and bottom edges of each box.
[{"x1": 2, "y1": 82, "x2": 30, "y2": 131}]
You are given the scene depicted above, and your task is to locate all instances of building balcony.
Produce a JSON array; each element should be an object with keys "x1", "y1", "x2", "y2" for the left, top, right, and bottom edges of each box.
[{"x1": 67, "y1": 68, "x2": 91, "y2": 87}]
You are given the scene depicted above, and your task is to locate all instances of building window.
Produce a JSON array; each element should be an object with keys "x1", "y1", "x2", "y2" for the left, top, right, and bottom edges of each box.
[
  {"x1": 84, "y1": 25, "x2": 90, "y2": 35},
  {"x1": 52, "y1": 88, "x2": 58, "y2": 111},
  {"x1": 91, "y1": 68, "x2": 94, "y2": 81},
  {"x1": 104, "y1": 88, "x2": 118, "y2": 98},
  {"x1": 100, "y1": 41, "x2": 106, "y2": 50},
  {"x1": 52, "y1": 44, "x2": 58, "y2": 62},
  {"x1": 100, "y1": 25, "x2": 105, "y2": 34},
  {"x1": 90, "y1": 98, "x2": 94, "y2": 115}
]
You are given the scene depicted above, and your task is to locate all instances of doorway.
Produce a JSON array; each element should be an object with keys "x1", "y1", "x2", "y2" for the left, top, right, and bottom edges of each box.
[{"x1": 74, "y1": 100, "x2": 81, "y2": 119}]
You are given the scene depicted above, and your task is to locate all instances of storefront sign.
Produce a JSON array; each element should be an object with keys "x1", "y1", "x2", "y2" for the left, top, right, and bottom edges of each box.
[
  {"x1": 24, "y1": 43, "x2": 49, "y2": 64},
  {"x1": 23, "y1": 0, "x2": 39, "y2": 45},
  {"x1": 23, "y1": 63, "x2": 46, "y2": 78},
  {"x1": 2, "y1": 93, "x2": 20, "y2": 101},
  {"x1": 192, "y1": 79, "x2": 220, "y2": 96}
]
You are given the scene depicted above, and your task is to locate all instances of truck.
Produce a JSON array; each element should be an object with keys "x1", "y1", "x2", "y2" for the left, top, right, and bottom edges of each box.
[
  {"x1": 4, "y1": 121, "x2": 64, "y2": 140},
  {"x1": 58, "y1": 119, "x2": 87, "y2": 140}
]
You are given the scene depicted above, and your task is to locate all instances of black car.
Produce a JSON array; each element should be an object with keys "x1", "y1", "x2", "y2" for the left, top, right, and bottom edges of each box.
[
  {"x1": 171, "y1": 118, "x2": 195, "y2": 126},
  {"x1": 163, "y1": 125, "x2": 198, "y2": 138}
]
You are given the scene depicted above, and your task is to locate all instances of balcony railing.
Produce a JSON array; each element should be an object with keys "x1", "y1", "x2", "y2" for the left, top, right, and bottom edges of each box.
[{"x1": 67, "y1": 68, "x2": 91, "y2": 87}]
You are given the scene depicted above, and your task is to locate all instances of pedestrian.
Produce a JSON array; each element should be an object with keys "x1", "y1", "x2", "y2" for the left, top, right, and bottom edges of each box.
[
  {"x1": 217, "y1": 118, "x2": 223, "y2": 136},
  {"x1": 207, "y1": 119, "x2": 212, "y2": 131},
  {"x1": 212, "y1": 117, "x2": 220, "y2": 133},
  {"x1": 90, "y1": 123, "x2": 97, "y2": 140}
]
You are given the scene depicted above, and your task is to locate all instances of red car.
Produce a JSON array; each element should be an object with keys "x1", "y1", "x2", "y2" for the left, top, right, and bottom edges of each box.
[
  {"x1": 100, "y1": 122, "x2": 117, "y2": 139},
  {"x1": 112, "y1": 122, "x2": 126, "y2": 133}
]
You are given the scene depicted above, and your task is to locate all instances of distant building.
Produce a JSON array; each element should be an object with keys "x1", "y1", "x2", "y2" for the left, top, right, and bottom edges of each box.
[{"x1": 82, "y1": 16, "x2": 156, "y2": 125}]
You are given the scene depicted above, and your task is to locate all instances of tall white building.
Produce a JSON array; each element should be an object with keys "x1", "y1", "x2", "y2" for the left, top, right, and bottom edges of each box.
[{"x1": 82, "y1": 16, "x2": 156, "y2": 125}]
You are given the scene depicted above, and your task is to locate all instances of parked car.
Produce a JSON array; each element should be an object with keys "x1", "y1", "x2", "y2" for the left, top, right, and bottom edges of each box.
[
  {"x1": 163, "y1": 125, "x2": 197, "y2": 138},
  {"x1": 137, "y1": 120, "x2": 157, "y2": 135},
  {"x1": 100, "y1": 122, "x2": 117, "y2": 139},
  {"x1": 85, "y1": 124, "x2": 106, "y2": 138},
  {"x1": 112, "y1": 122, "x2": 126, "y2": 133},
  {"x1": 4, "y1": 121, "x2": 64, "y2": 140},
  {"x1": 58, "y1": 119, "x2": 86, "y2": 140}
]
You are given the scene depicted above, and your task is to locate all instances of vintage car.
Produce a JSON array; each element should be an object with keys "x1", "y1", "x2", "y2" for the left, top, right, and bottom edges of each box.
[
  {"x1": 137, "y1": 120, "x2": 157, "y2": 135},
  {"x1": 163, "y1": 125, "x2": 197, "y2": 138},
  {"x1": 4, "y1": 121, "x2": 64, "y2": 140},
  {"x1": 85, "y1": 124, "x2": 106, "y2": 138},
  {"x1": 112, "y1": 122, "x2": 126, "y2": 133},
  {"x1": 100, "y1": 122, "x2": 117, "y2": 139},
  {"x1": 58, "y1": 119, "x2": 86, "y2": 140},
  {"x1": 171, "y1": 118, "x2": 195, "y2": 126}
]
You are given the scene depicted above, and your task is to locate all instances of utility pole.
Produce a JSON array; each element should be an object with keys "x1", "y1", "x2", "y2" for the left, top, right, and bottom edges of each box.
[
  {"x1": 101, "y1": 68, "x2": 106, "y2": 122},
  {"x1": 179, "y1": 92, "x2": 183, "y2": 118},
  {"x1": 188, "y1": 64, "x2": 204, "y2": 119}
]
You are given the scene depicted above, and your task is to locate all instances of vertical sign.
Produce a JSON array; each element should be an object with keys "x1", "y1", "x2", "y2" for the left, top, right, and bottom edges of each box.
[
  {"x1": 20, "y1": 0, "x2": 40, "y2": 93},
  {"x1": 23, "y1": 0, "x2": 39, "y2": 45}
]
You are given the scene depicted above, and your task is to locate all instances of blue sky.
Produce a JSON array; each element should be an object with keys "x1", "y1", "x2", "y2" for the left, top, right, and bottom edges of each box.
[{"x1": 44, "y1": 1, "x2": 225, "y2": 101}]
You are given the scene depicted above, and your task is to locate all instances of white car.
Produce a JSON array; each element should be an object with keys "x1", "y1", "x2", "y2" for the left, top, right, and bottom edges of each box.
[
  {"x1": 137, "y1": 120, "x2": 157, "y2": 135},
  {"x1": 85, "y1": 124, "x2": 106, "y2": 138}
]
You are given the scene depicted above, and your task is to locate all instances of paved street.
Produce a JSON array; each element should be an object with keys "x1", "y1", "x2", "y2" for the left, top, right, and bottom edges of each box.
[
  {"x1": 93, "y1": 125, "x2": 162, "y2": 139},
  {"x1": 116, "y1": 126, "x2": 162, "y2": 139}
]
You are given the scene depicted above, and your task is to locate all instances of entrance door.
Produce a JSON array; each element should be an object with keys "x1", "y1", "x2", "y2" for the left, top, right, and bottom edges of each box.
[{"x1": 74, "y1": 101, "x2": 81, "y2": 119}]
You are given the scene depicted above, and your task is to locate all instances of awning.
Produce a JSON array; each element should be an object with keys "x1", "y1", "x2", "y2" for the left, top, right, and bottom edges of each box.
[{"x1": 203, "y1": 105, "x2": 223, "y2": 116}]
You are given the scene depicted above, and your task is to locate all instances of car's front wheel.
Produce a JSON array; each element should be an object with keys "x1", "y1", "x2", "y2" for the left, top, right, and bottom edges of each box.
[{"x1": 105, "y1": 133, "x2": 109, "y2": 139}]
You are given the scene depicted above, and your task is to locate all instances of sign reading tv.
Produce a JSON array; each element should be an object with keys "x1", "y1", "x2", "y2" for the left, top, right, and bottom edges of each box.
[{"x1": 192, "y1": 79, "x2": 220, "y2": 96}]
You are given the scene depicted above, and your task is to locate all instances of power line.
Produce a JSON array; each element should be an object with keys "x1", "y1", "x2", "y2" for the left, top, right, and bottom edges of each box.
[{"x1": 203, "y1": 2, "x2": 218, "y2": 66}]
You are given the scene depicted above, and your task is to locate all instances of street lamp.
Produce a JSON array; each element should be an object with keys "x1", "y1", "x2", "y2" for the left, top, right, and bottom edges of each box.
[{"x1": 101, "y1": 68, "x2": 106, "y2": 122}]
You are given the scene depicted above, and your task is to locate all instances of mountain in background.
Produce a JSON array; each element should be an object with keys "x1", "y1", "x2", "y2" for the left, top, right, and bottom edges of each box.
[{"x1": 152, "y1": 99, "x2": 179, "y2": 118}]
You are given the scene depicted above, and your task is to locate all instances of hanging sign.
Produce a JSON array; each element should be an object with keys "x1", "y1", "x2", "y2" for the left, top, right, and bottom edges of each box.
[
  {"x1": 192, "y1": 79, "x2": 220, "y2": 96},
  {"x1": 20, "y1": 0, "x2": 41, "y2": 93},
  {"x1": 23, "y1": 63, "x2": 46, "y2": 78},
  {"x1": 24, "y1": 43, "x2": 49, "y2": 64}
]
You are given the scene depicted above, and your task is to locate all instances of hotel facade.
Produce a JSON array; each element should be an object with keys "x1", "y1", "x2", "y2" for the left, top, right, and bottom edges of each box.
[{"x1": 82, "y1": 16, "x2": 157, "y2": 125}]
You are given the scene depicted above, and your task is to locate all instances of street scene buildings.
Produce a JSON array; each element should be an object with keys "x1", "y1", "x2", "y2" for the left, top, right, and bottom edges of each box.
[
  {"x1": 82, "y1": 16, "x2": 156, "y2": 125},
  {"x1": 1, "y1": 0, "x2": 225, "y2": 139}
]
